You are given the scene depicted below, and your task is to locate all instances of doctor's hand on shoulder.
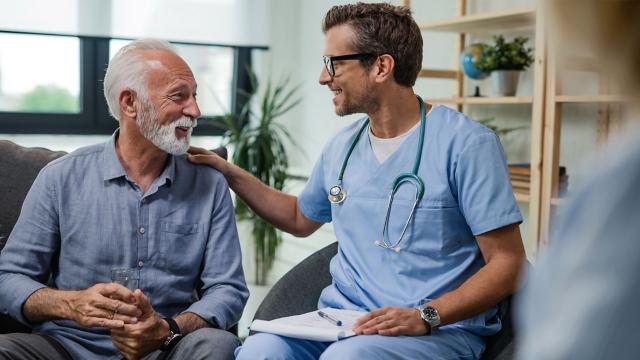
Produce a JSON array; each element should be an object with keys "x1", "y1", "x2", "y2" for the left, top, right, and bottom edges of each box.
[
  {"x1": 187, "y1": 146, "x2": 229, "y2": 174},
  {"x1": 353, "y1": 306, "x2": 429, "y2": 336}
]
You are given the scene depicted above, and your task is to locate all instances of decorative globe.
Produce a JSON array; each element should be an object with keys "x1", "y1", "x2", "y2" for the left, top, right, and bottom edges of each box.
[{"x1": 460, "y1": 43, "x2": 489, "y2": 80}]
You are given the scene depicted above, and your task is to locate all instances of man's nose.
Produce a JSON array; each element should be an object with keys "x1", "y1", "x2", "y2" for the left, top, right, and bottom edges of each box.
[
  {"x1": 184, "y1": 97, "x2": 201, "y2": 120},
  {"x1": 319, "y1": 65, "x2": 332, "y2": 85}
]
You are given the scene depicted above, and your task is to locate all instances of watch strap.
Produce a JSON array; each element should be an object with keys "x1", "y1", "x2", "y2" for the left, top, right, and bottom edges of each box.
[{"x1": 160, "y1": 317, "x2": 182, "y2": 352}]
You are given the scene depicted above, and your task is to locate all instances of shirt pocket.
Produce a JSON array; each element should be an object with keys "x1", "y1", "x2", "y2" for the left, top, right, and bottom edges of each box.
[
  {"x1": 159, "y1": 221, "x2": 202, "y2": 272},
  {"x1": 389, "y1": 203, "x2": 468, "y2": 256}
]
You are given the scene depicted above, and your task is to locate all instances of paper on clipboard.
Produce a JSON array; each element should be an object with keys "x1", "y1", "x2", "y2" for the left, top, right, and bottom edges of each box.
[{"x1": 249, "y1": 308, "x2": 367, "y2": 342}]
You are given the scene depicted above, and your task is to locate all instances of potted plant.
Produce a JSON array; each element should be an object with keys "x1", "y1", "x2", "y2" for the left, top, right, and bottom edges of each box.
[
  {"x1": 221, "y1": 69, "x2": 301, "y2": 286},
  {"x1": 477, "y1": 35, "x2": 534, "y2": 96}
]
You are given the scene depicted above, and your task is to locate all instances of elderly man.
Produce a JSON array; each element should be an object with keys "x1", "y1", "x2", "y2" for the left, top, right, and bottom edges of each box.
[{"x1": 0, "y1": 38, "x2": 248, "y2": 360}]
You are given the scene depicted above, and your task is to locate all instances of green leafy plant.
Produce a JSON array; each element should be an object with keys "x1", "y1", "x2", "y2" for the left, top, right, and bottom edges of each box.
[
  {"x1": 477, "y1": 35, "x2": 534, "y2": 72},
  {"x1": 222, "y1": 69, "x2": 301, "y2": 286}
]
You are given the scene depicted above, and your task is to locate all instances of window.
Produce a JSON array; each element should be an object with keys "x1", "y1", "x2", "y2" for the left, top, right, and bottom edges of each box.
[
  {"x1": 0, "y1": 33, "x2": 80, "y2": 114},
  {"x1": 0, "y1": 31, "x2": 264, "y2": 135}
]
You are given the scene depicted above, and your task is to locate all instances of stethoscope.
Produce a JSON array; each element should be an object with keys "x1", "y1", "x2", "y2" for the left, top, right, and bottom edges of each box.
[{"x1": 328, "y1": 96, "x2": 427, "y2": 253}]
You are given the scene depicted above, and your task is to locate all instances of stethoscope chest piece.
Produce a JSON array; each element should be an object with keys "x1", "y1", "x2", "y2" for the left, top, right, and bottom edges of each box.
[{"x1": 328, "y1": 184, "x2": 347, "y2": 204}]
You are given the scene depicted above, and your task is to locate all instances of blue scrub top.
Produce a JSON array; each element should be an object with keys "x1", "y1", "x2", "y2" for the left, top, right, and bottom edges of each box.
[{"x1": 298, "y1": 105, "x2": 522, "y2": 336}]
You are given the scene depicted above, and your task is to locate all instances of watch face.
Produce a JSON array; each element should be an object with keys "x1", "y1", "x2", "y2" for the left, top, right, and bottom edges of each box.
[{"x1": 424, "y1": 307, "x2": 438, "y2": 321}]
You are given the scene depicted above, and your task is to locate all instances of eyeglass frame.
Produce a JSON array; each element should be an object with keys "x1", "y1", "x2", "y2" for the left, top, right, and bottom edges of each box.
[{"x1": 322, "y1": 53, "x2": 376, "y2": 77}]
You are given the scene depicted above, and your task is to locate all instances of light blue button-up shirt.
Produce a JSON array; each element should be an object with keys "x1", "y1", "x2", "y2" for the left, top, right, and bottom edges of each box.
[{"x1": 0, "y1": 131, "x2": 248, "y2": 359}]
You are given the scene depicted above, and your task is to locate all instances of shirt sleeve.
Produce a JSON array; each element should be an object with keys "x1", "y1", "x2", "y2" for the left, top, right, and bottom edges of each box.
[
  {"x1": 0, "y1": 166, "x2": 59, "y2": 325},
  {"x1": 182, "y1": 175, "x2": 249, "y2": 330},
  {"x1": 455, "y1": 132, "x2": 522, "y2": 235},
  {"x1": 298, "y1": 150, "x2": 332, "y2": 223}
]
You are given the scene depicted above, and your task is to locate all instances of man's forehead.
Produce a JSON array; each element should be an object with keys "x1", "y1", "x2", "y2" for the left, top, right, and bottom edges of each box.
[
  {"x1": 142, "y1": 51, "x2": 196, "y2": 86},
  {"x1": 324, "y1": 24, "x2": 356, "y2": 54}
]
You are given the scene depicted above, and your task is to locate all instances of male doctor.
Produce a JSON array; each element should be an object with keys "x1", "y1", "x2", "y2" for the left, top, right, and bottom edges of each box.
[{"x1": 189, "y1": 3, "x2": 525, "y2": 359}]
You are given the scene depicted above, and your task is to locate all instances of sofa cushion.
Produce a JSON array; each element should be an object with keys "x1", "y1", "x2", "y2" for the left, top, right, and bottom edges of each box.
[{"x1": 0, "y1": 140, "x2": 66, "y2": 251}]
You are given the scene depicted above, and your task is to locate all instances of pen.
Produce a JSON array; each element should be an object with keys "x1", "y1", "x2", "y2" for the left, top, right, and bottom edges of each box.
[{"x1": 317, "y1": 310, "x2": 343, "y2": 326}]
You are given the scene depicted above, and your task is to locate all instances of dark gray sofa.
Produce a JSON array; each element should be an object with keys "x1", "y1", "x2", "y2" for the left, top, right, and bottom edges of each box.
[
  {"x1": 254, "y1": 242, "x2": 517, "y2": 360},
  {"x1": 0, "y1": 140, "x2": 67, "y2": 333}
]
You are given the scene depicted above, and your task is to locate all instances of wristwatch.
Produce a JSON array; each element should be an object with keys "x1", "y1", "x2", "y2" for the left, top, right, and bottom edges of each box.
[
  {"x1": 160, "y1": 317, "x2": 182, "y2": 352},
  {"x1": 415, "y1": 304, "x2": 441, "y2": 334}
]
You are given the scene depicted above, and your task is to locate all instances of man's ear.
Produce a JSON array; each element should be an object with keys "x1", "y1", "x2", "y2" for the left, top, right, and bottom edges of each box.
[
  {"x1": 119, "y1": 89, "x2": 138, "y2": 119},
  {"x1": 372, "y1": 54, "x2": 396, "y2": 83}
]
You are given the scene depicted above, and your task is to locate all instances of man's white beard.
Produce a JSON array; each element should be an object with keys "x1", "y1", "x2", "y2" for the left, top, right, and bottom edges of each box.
[{"x1": 136, "y1": 102, "x2": 197, "y2": 155}]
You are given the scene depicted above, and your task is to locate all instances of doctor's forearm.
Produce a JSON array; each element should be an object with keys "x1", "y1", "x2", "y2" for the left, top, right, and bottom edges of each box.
[
  {"x1": 223, "y1": 162, "x2": 321, "y2": 237},
  {"x1": 426, "y1": 256, "x2": 522, "y2": 326},
  {"x1": 427, "y1": 223, "x2": 525, "y2": 326}
]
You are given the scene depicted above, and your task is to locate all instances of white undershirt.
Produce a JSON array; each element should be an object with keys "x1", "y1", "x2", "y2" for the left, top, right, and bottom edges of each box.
[{"x1": 368, "y1": 106, "x2": 433, "y2": 164}]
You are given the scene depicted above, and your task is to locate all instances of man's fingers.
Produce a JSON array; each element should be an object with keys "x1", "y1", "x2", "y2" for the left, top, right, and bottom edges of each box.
[
  {"x1": 100, "y1": 283, "x2": 137, "y2": 304},
  {"x1": 187, "y1": 146, "x2": 213, "y2": 156},
  {"x1": 134, "y1": 290, "x2": 153, "y2": 315},
  {"x1": 92, "y1": 317, "x2": 125, "y2": 329},
  {"x1": 378, "y1": 326, "x2": 407, "y2": 336}
]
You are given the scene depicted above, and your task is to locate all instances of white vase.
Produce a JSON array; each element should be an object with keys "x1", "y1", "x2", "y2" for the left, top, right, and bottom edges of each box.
[{"x1": 491, "y1": 70, "x2": 520, "y2": 96}]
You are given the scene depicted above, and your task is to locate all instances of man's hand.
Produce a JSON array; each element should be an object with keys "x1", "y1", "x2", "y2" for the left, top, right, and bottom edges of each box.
[
  {"x1": 353, "y1": 306, "x2": 428, "y2": 336},
  {"x1": 111, "y1": 290, "x2": 168, "y2": 360},
  {"x1": 66, "y1": 283, "x2": 140, "y2": 329},
  {"x1": 187, "y1": 146, "x2": 229, "y2": 174}
]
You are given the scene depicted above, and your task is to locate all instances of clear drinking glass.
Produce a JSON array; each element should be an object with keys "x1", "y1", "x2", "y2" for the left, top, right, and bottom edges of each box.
[{"x1": 110, "y1": 268, "x2": 139, "y2": 291}]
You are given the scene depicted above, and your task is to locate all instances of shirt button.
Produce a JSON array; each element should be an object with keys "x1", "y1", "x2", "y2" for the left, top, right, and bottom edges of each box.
[
  {"x1": 139, "y1": 227, "x2": 146, "y2": 234},
  {"x1": 138, "y1": 261, "x2": 144, "y2": 268}
]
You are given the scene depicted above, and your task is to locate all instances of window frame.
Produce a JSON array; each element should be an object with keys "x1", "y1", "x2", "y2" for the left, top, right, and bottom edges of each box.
[{"x1": 0, "y1": 30, "x2": 265, "y2": 135}]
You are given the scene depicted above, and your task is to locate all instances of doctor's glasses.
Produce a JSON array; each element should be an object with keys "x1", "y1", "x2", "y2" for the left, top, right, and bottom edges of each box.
[{"x1": 322, "y1": 53, "x2": 376, "y2": 77}]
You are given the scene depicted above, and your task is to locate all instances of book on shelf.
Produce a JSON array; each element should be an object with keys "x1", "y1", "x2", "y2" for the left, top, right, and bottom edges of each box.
[
  {"x1": 507, "y1": 163, "x2": 567, "y2": 177},
  {"x1": 511, "y1": 179, "x2": 530, "y2": 189}
]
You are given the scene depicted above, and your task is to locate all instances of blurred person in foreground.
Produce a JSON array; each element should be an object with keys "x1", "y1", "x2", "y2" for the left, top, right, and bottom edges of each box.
[
  {"x1": 516, "y1": 1, "x2": 640, "y2": 359},
  {"x1": 0, "y1": 38, "x2": 248, "y2": 360}
]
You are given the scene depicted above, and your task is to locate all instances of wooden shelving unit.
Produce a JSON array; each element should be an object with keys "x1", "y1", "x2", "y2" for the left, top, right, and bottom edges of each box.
[
  {"x1": 538, "y1": 43, "x2": 628, "y2": 247},
  {"x1": 555, "y1": 95, "x2": 630, "y2": 104},
  {"x1": 406, "y1": 0, "x2": 547, "y2": 256},
  {"x1": 419, "y1": 8, "x2": 536, "y2": 33}
]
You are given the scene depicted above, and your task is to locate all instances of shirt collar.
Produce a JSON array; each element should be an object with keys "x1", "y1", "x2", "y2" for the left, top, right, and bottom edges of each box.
[{"x1": 102, "y1": 129, "x2": 177, "y2": 185}]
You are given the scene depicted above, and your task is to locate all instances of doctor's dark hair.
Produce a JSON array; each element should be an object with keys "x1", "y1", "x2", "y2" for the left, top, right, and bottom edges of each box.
[{"x1": 322, "y1": 2, "x2": 423, "y2": 87}]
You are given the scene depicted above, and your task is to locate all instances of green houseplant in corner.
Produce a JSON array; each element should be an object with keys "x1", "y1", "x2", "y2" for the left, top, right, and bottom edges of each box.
[
  {"x1": 222, "y1": 69, "x2": 301, "y2": 286},
  {"x1": 477, "y1": 35, "x2": 534, "y2": 96}
]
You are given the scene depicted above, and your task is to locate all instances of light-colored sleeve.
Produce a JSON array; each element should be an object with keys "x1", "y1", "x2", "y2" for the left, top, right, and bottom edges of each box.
[
  {"x1": 182, "y1": 176, "x2": 249, "y2": 330},
  {"x1": 516, "y1": 140, "x2": 640, "y2": 360},
  {"x1": 0, "y1": 167, "x2": 58, "y2": 325},
  {"x1": 455, "y1": 132, "x2": 522, "y2": 235},
  {"x1": 298, "y1": 150, "x2": 332, "y2": 224}
]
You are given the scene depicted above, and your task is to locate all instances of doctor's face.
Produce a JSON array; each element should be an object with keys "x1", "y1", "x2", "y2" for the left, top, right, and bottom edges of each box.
[{"x1": 319, "y1": 24, "x2": 378, "y2": 116}]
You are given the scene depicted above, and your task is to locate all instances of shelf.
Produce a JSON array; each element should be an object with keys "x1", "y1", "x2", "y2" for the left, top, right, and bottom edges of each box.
[
  {"x1": 555, "y1": 95, "x2": 631, "y2": 104},
  {"x1": 514, "y1": 190, "x2": 530, "y2": 203},
  {"x1": 427, "y1": 96, "x2": 533, "y2": 105},
  {"x1": 418, "y1": 69, "x2": 458, "y2": 79},
  {"x1": 419, "y1": 8, "x2": 535, "y2": 33}
]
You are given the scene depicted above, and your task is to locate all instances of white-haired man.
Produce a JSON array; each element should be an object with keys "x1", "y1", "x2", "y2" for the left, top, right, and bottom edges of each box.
[{"x1": 0, "y1": 38, "x2": 248, "y2": 360}]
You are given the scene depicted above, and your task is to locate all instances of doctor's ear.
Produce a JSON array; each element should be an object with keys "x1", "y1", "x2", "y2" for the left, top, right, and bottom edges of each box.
[
  {"x1": 371, "y1": 54, "x2": 396, "y2": 83},
  {"x1": 118, "y1": 89, "x2": 139, "y2": 118}
]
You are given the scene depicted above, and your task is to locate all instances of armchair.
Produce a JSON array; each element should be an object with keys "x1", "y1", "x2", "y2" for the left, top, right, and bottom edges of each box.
[{"x1": 254, "y1": 242, "x2": 518, "y2": 360}]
